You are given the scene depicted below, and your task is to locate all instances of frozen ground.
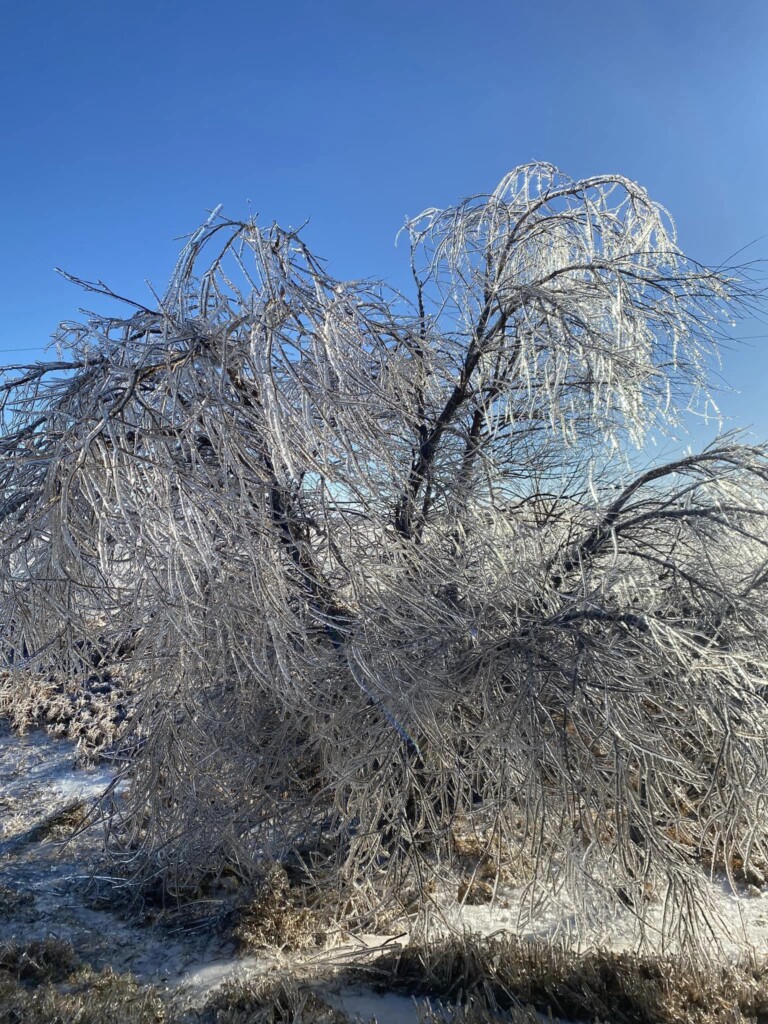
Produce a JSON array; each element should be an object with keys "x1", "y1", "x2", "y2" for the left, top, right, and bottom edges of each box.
[
  {"x1": 0, "y1": 722, "x2": 268, "y2": 1003},
  {"x1": 2, "y1": 722, "x2": 768, "y2": 1021}
]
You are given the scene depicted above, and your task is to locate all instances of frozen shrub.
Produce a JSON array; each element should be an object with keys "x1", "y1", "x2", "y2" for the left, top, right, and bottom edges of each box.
[{"x1": 1, "y1": 164, "x2": 768, "y2": 941}]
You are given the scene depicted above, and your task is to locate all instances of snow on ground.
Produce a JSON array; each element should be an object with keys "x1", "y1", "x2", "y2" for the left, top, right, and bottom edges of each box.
[
  {"x1": 0, "y1": 723, "x2": 256, "y2": 994},
  {"x1": 327, "y1": 986, "x2": 428, "y2": 1024},
  {"x1": 428, "y1": 876, "x2": 768, "y2": 958},
  {"x1": 1, "y1": 721, "x2": 767, "y2": 1022},
  {"x1": 0, "y1": 723, "x2": 114, "y2": 839}
]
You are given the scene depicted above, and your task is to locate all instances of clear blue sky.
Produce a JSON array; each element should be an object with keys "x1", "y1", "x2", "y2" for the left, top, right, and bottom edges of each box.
[{"x1": 2, "y1": 0, "x2": 767, "y2": 446}]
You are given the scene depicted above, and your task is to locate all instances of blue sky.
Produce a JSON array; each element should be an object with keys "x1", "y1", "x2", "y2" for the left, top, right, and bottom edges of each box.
[{"x1": 2, "y1": 0, "x2": 767, "y2": 447}]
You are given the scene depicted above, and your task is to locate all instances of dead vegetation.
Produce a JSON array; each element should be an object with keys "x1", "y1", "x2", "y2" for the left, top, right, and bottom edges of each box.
[
  {"x1": 415, "y1": 1000, "x2": 544, "y2": 1024},
  {"x1": 0, "y1": 937, "x2": 79, "y2": 985},
  {"x1": 0, "y1": 967, "x2": 168, "y2": 1024},
  {"x1": 231, "y1": 866, "x2": 326, "y2": 953},
  {"x1": 0, "y1": 668, "x2": 134, "y2": 757},
  {"x1": 178, "y1": 936, "x2": 768, "y2": 1024},
  {"x1": 344, "y1": 935, "x2": 768, "y2": 1024},
  {"x1": 0, "y1": 941, "x2": 165, "y2": 1023},
  {"x1": 3, "y1": 928, "x2": 768, "y2": 1023},
  {"x1": 192, "y1": 976, "x2": 348, "y2": 1024}
]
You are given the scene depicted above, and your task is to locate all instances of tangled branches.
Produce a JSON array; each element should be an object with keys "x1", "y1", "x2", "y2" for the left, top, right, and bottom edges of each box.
[{"x1": 1, "y1": 163, "x2": 768, "y2": 941}]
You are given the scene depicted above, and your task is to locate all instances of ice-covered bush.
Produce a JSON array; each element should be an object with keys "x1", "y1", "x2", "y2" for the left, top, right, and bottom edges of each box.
[{"x1": 2, "y1": 164, "x2": 767, "y2": 940}]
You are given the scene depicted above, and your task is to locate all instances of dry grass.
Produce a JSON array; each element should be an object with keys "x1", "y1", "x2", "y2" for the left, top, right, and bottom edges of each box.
[
  {"x1": 344, "y1": 935, "x2": 768, "y2": 1024},
  {"x1": 415, "y1": 997, "x2": 546, "y2": 1024},
  {"x1": 0, "y1": 967, "x2": 167, "y2": 1023},
  {"x1": 193, "y1": 976, "x2": 348, "y2": 1024},
  {"x1": 0, "y1": 668, "x2": 134, "y2": 756},
  {"x1": 231, "y1": 866, "x2": 326, "y2": 953},
  {"x1": 28, "y1": 800, "x2": 89, "y2": 843},
  {"x1": 0, "y1": 938, "x2": 80, "y2": 984},
  {"x1": 3, "y1": 931, "x2": 768, "y2": 1023},
  {"x1": 0, "y1": 800, "x2": 91, "y2": 862},
  {"x1": 0, "y1": 941, "x2": 167, "y2": 1023}
]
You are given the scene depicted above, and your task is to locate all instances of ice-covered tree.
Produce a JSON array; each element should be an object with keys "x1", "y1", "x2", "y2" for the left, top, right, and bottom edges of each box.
[{"x1": 2, "y1": 163, "x2": 768, "y2": 939}]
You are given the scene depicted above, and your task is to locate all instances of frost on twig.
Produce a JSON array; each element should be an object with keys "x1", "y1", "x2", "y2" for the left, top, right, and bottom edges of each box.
[{"x1": 1, "y1": 164, "x2": 767, "y2": 945}]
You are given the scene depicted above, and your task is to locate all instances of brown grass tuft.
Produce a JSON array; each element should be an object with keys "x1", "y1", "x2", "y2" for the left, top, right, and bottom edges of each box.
[
  {"x1": 0, "y1": 668, "x2": 134, "y2": 756},
  {"x1": 232, "y1": 865, "x2": 325, "y2": 953},
  {"x1": 0, "y1": 937, "x2": 80, "y2": 984}
]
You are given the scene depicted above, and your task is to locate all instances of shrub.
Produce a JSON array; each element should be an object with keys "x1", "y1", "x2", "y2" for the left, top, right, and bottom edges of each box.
[{"x1": 2, "y1": 164, "x2": 767, "y2": 941}]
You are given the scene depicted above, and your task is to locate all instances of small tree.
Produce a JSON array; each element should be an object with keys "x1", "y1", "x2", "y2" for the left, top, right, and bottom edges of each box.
[{"x1": 2, "y1": 163, "x2": 768, "y2": 940}]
